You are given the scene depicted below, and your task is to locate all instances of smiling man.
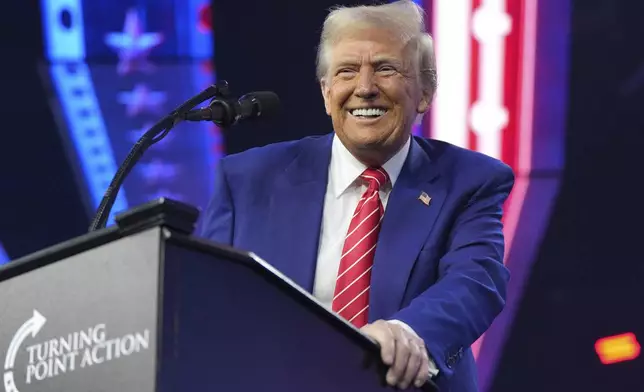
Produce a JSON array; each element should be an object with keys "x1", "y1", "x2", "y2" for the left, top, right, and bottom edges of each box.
[{"x1": 198, "y1": 1, "x2": 514, "y2": 391}]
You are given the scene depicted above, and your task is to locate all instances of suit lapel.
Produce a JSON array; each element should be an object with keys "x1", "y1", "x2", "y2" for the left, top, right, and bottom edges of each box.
[
  {"x1": 266, "y1": 134, "x2": 333, "y2": 292},
  {"x1": 370, "y1": 138, "x2": 445, "y2": 321}
]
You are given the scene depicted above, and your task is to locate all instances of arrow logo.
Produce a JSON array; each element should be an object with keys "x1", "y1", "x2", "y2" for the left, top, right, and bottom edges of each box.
[{"x1": 3, "y1": 310, "x2": 47, "y2": 392}]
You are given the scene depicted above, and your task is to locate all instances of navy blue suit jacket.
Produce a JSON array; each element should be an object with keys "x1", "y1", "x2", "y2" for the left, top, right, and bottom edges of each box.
[{"x1": 198, "y1": 133, "x2": 514, "y2": 392}]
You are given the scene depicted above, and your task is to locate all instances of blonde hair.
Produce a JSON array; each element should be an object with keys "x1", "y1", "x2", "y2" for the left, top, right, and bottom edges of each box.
[{"x1": 316, "y1": 0, "x2": 437, "y2": 98}]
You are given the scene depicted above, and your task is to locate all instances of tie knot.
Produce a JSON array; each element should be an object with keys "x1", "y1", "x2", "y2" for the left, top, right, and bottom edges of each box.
[{"x1": 360, "y1": 167, "x2": 389, "y2": 190}]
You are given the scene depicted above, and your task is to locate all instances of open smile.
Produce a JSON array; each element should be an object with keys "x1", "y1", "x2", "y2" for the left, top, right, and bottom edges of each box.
[{"x1": 348, "y1": 107, "x2": 388, "y2": 120}]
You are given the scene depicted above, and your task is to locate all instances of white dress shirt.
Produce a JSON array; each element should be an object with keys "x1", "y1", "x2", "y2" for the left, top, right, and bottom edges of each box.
[{"x1": 312, "y1": 134, "x2": 438, "y2": 377}]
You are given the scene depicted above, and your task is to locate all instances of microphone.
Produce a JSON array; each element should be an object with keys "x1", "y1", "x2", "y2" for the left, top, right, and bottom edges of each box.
[
  {"x1": 87, "y1": 82, "x2": 279, "y2": 232},
  {"x1": 183, "y1": 91, "x2": 280, "y2": 128}
]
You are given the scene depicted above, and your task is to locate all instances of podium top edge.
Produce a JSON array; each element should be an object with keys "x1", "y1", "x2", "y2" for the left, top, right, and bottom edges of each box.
[
  {"x1": 0, "y1": 225, "x2": 124, "y2": 282},
  {"x1": 164, "y1": 232, "x2": 381, "y2": 341}
]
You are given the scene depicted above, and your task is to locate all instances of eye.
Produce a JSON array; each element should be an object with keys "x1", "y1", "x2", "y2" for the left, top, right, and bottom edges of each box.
[
  {"x1": 336, "y1": 68, "x2": 356, "y2": 78},
  {"x1": 377, "y1": 65, "x2": 397, "y2": 74}
]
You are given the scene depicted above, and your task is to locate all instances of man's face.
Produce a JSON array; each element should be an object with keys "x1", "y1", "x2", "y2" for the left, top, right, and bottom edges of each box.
[{"x1": 321, "y1": 27, "x2": 430, "y2": 165}]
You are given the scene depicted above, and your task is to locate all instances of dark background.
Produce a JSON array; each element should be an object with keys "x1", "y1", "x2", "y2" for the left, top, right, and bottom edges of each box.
[
  {"x1": 0, "y1": 1, "x2": 88, "y2": 257},
  {"x1": 0, "y1": 0, "x2": 642, "y2": 390},
  {"x1": 492, "y1": 1, "x2": 644, "y2": 390},
  {"x1": 212, "y1": 0, "x2": 366, "y2": 153}
]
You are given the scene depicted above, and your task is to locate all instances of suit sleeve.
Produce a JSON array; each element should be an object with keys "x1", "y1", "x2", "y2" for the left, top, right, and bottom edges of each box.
[
  {"x1": 195, "y1": 158, "x2": 235, "y2": 245},
  {"x1": 390, "y1": 165, "x2": 514, "y2": 380}
]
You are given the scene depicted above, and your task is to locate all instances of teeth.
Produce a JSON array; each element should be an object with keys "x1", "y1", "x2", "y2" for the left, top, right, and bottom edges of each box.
[{"x1": 351, "y1": 108, "x2": 386, "y2": 117}]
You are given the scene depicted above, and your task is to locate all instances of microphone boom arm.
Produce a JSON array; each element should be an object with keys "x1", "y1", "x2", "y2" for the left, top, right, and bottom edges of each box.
[{"x1": 87, "y1": 81, "x2": 230, "y2": 232}]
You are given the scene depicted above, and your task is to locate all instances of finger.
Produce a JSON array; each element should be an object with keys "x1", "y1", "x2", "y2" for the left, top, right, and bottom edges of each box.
[
  {"x1": 414, "y1": 347, "x2": 430, "y2": 388},
  {"x1": 399, "y1": 339, "x2": 422, "y2": 389},
  {"x1": 363, "y1": 322, "x2": 396, "y2": 366},
  {"x1": 386, "y1": 325, "x2": 410, "y2": 387}
]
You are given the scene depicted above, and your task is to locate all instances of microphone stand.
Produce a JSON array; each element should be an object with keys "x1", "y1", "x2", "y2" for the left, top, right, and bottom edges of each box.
[{"x1": 87, "y1": 81, "x2": 231, "y2": 232}]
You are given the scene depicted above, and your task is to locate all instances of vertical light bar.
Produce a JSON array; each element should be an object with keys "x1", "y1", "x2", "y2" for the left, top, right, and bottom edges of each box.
[
  {"x1": 470, "y1": 0, "x2": 525, "y2": 361},
  {"x1": 42, "y1": 0, "x2": 128, "y2": 225},
  {"x1": 50, "y1": 64, "x2": 129, "y2": 223},
  {"x1": 502, "y1": 0, "x2": 537, "y2": 256},
  {"x1": 517, "y1": 0, "x2": 537, "y2": 175},
  {"x1": 189, "y1": 0, "x2": 213, "y2": 59},
  {"x1": 430, "y1": 0, "x2": 472, "y2": 147},
  {"x1": 41, "y1": 0, "x2": 86, "y2": 60},
  {"x1": 470, "y1": 0, "x2": 511, "y2": 159},
  {"x1": 187, "y1": 0, "x2": 221, "y2": 198},
  {"x1": 475, "y1": 0, "x2": 543, "y2": 389},
  {"x1": 175, "y1": 0, "x2": 214, "y2": 59}
]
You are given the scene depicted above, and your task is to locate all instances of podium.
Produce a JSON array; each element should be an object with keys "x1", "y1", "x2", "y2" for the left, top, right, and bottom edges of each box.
[{"x1": 0, "y1": 199, "x2": 437, "y2": 392}]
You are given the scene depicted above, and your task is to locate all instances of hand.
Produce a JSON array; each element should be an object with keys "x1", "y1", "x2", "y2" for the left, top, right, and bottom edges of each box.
[{"x1": 361, "y1": 320, "x2": 430, "y2": 389}]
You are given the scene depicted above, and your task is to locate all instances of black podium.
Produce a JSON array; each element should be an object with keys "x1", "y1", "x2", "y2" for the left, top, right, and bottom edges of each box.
[{"x1": 0, "y1": 199, "x2": 437, "y2": 392}]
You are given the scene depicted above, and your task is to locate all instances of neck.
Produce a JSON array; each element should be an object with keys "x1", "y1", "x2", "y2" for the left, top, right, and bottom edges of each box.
[
  {"x1": 352, "y1": 138, "x2": 409, "y2": 168},
  {"x1": 353, "y1": 150, "x2": 391, "y2": 168}
]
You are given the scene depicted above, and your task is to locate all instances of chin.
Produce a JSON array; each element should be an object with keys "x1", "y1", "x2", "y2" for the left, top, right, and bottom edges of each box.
[
  {"x1": 346, "y1": 134, "x2": 385, "y2": 148},
  {"x1": 354, "y1": 128, "x2": 395, "y2": 145},
  {"x1": 352, "y1": 137, "x2": 397, "y2": 162}
]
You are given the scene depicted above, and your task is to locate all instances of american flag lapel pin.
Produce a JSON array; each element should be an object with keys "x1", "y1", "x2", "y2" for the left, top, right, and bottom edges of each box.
[{"x1": 418, "y1": 191, "x2": 431, "y2": 206}]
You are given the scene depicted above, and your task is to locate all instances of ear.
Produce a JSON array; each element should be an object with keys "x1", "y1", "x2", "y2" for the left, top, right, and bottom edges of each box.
[
  {"x1": 320, "y1": 78, "x2": 332, "y2": 116},
  {"x1": 416, "y1": 90, "x2": 431, "y2": 114}
]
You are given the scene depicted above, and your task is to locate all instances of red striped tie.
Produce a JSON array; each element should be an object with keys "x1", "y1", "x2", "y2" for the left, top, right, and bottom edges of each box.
[{"x1": 332, "y1": 167, "x2": 389, "y2": 328}]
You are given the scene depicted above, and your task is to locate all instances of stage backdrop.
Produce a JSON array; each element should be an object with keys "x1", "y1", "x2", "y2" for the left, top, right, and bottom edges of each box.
[{"x1": 40, "y1": 0, "x2": 219, "y2": 225}]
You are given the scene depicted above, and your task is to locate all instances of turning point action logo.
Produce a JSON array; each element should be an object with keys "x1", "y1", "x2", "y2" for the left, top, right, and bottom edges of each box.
[{"x1": 3, "y1": 310, "x2": 150, "y2": 392}]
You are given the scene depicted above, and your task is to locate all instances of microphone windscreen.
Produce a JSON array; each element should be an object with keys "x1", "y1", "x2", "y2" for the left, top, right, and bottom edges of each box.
[{"x1": 244, "y1": 91, "x2": 280, "y2": 117}]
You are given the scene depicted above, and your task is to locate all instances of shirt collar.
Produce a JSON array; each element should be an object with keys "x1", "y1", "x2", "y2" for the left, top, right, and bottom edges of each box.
[{"x1": 329, "y1": 134, "x2": 411, "y2": 198}]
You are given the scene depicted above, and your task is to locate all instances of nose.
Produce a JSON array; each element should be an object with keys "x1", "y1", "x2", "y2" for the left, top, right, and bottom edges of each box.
[{"x1": 354, "y1": 68, "x2": 379, "y2": 100}]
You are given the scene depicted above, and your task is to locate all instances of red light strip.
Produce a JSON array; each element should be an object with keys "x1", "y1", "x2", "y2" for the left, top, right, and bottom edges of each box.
[{"x1": 428, "y1": 0, "x2": 537, "y2": 361}]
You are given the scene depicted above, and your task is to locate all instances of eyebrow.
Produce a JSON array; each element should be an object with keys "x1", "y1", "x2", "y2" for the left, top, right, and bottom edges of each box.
[{"x1": 333, "y1": 57, "x2": 404, "y2": 69}]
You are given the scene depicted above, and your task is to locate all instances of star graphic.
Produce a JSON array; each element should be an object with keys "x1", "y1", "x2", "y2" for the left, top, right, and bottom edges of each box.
[
  {"x1": 137, "y1": 160, "x2": 181, "y2": 184},
  {"x1": 128, "y1": 122, "x2": 177, "y2": 147},
  {"x1": 127, "y1": 122, "x2": 155, "y2": 142},
  {"x1": 117, "y1": 84, "x2": 167, "y2": 117},
  {"x1": 104, "y1": 8, "x2": 164, "y2": 75}
]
